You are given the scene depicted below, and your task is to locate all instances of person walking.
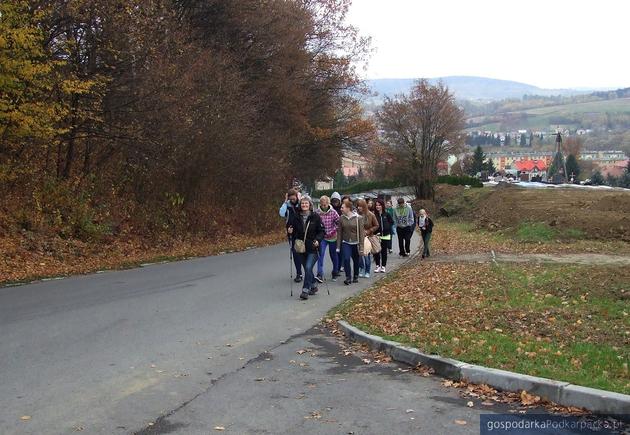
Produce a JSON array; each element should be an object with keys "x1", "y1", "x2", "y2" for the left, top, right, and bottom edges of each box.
[
  {"x1": 393, "y1": 197, "x2": 414, "y2": 257},
  {"x1": 315, "y1": 196, "x2": 340, "y2": 282},
  {"x1": 336, "y1": 201, "x2": 365, "y2": 285},
  {"x1": 287, "y1": 197, "x2": 325, "y2": 300},
  {"x1": 356, "y1": 199, "x2": 378, "y2": 278},
  {"x1": 331, "y1": 192, "x2": 342, "y2": 215},
  {"x1": 373, "y1": 199, "x2": 394, "y2": 273},
  {"x1": 419, "y1": 209, "x2": 434, "y2": 259},
  {"x1": 385, "y1": 200, "x2": 396, "y2": 254},
  {"x1": 280, "y1": 189, "x2": 304, "y2": 281},
  {"x1": 330, "y1": 192, "x2": 343, "y2": 273}
]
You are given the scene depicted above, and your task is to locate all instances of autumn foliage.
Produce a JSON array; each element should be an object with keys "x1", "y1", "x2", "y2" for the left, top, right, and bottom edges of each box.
[{"x1": 0, "y1": 0, "x2": 372, "y2": 243}]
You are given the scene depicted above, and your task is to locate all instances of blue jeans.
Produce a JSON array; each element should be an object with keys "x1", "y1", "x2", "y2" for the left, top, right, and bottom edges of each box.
[
  {"x1": 317, "y1": 240, "x2": 339, "y2": 277},
  {"x1": 300, "y1": 252, "x2": 317, "y2": 292},
  {"x1": 361, "y1": 254, "x2": 372, "y2": 274},
  {"x1": 341, "y1": 243, "x2": 360, "y2": 280}
]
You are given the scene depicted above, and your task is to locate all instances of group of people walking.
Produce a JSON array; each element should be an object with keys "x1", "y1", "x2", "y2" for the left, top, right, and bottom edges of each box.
[{"x1": 280, "y1": 189, "x2": 434, "y2": 300}]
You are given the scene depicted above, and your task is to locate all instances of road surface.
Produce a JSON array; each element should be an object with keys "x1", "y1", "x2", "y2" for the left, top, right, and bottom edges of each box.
[{"x1": 2, "y1": 237, "x2": 604, "y2": 434}]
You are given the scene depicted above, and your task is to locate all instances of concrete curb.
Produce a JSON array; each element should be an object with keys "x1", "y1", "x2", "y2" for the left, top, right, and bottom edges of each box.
[{"x1": 337, "y1": 320, "x2": 630, "y2": 417}]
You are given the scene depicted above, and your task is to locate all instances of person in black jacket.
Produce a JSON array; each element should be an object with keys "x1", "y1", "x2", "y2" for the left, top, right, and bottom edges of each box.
[
  {"x1": 418, "y1": 208, "x2": 434, "y2": 259},
  {"x1": 287, "y1": 197, "x2": 325, "y2": 300},
  {"x1": 280, "y1": 188, "x2": 304, "y2": 281},
  {"x1": 373, "y1": 199, "x2": 394, "y2": 273}
]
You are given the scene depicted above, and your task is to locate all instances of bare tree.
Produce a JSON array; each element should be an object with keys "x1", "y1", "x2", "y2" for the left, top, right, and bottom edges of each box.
[{"x1": 377, "y1": 79, "x2": 464, "y2": 199}]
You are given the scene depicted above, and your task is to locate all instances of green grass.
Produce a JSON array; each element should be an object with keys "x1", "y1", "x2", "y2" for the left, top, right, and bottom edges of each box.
[
  {"x1": 335, "y1": 262, "x2": 630, "y2": 394},
  {"x1": 515, "y1": 222, "x2": 586, "y2": 242}
]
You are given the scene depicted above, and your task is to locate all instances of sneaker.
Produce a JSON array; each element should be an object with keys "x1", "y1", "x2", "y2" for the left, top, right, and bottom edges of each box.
[
  {"x1": 294, "y1": 275, "x2": 303, "y2": 283},
  {"x1": 365, "y1": 272, "x2": 370, "y2": 278},
  {"x1": 344, "y1": 278, "x2": 351, "y2": 285},
  {"x1": 375, "y1": 266, "x2": 382, "y2": 273},
  {"x1": 381, "y1": 266, "x2": 386, "y2": 273},
  {"x1": 299, "y1": 291, "x2": 309, "y2": 300},
  {"x1": 358, "y1": 272, "x2": 366, "y2": 278},
  {"x1": 308, "y1": 287, "x2": 319, "y2": 295},
  {"x1": 388, "y1": 249, "x2": 393, "y2": 254},
  {"x1": 352, "y1": 277, "x2": 359, "y2": 283},
  {"x1": 315, "y1": 275, "x2": 324, "y2": 283}
]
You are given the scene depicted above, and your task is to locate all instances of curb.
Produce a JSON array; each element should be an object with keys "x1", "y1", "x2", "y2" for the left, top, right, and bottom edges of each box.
[{"x1": 337, "y1": 320, "x2": 630, "y2": 418}]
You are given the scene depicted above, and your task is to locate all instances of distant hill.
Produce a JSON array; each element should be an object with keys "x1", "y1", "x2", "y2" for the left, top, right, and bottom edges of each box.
[{"x1": 367, "y1": 76, "x2": 596, "y2": 101}]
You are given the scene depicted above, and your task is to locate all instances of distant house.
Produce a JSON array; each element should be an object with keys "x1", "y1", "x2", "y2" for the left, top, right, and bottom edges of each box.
[
  {"x1": 514, "y1": 159, "x2": 548, "y2": 181},
  {"x1": 341, "y1": 151, "x2": 369, "y2": 177},
  {"x1": 315, "y1": 177, "x2": 334, "y2": 191}
]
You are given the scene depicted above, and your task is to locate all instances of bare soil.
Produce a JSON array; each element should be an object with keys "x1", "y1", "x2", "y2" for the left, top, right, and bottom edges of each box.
[{"x1": 445, "y1": 187, "x2": 630, "y2": 241}]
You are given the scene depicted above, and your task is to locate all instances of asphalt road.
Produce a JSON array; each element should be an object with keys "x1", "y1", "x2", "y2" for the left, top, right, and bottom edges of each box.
[{"x1": 1, "y1": 236, "x2": 439, "y2": 435}]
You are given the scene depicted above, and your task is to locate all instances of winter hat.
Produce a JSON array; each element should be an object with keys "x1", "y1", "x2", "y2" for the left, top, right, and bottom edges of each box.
[{"x1": 331, "y1": 191, "x2": 341, "y2": 201}]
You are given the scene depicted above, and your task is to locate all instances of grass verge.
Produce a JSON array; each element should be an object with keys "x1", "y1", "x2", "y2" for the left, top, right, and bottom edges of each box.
[
  {"x1": 433, "y1": 220, "x2": 630, "y2": 255},
  {"x1": 334, "y1": 260, "x2": 630, "y2": 395}
]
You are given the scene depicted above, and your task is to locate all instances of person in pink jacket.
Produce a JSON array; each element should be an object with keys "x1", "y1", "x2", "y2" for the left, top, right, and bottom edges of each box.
[{"x1": 315, "y1": 195, "x2": 340, "y2": 282}]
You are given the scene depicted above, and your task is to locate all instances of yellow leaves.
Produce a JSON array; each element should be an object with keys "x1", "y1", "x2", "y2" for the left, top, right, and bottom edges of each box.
[{"x1": 20, "y1": 415, "x2": 31, "y2": 421}]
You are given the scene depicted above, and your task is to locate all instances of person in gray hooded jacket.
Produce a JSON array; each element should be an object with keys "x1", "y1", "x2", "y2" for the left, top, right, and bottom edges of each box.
[{"x1": 393, "y1": 198, "x2": 414, "y2": 257}]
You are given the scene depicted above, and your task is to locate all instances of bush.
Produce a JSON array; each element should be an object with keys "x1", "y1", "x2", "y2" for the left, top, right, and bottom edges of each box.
[{"x1": 436, "y1": 175, "x2": 483, "y2": 188}]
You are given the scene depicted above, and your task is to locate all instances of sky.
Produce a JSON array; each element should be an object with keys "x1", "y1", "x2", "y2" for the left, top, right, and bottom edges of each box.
[{"x1": 346, "y1": 0, "x2": 629, "y2": 89}]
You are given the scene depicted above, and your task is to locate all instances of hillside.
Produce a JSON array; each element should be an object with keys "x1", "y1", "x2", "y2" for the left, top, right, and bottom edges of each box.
[
  {"x1": 469, "y1": 97, "x2": 630, "y2": 132},
  {"x1": 367, "y1": 76, "x2": 593, "y2": 101}
]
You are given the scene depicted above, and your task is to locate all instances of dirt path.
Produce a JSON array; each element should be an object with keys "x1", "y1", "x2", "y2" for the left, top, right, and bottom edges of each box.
[{"x1": 425, "y1": 252, "x2": 630, "y2": 266}]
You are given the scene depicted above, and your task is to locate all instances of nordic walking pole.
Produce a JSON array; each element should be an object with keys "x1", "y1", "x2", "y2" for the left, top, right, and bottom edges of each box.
[
  {"x1": 315, "y1": 246, "x2": 331, "y2": 295},
  {"x1": 288, "y1": 237, "x2": 293, "y2": 297}
]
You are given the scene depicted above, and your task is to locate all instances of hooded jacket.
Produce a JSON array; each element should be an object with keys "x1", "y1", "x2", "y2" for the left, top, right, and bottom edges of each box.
[
  {"x1": 393, "y1": 203, "x2": 414, "y2": 228},
  {"x1": 316, "y1": 205, "x2": 340, "y2": 240},
  {"x1": 330, "y1": 191, "x2": 342, "y2": 215}
]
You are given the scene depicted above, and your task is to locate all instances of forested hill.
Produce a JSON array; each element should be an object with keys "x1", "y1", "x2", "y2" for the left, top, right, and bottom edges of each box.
[{"x1": 367, "y1": 76, "x2": 596, "y2": 101}]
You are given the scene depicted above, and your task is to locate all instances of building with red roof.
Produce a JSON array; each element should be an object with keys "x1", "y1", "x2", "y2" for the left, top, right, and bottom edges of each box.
[{"x1": 514, "y1": 159, "x2": 547, "y2": 181}]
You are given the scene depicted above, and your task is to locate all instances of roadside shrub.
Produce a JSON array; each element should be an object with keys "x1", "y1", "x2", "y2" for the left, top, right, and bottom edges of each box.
[{"x1": 436, "y1": 175, "x2": 483, "y2": 188}]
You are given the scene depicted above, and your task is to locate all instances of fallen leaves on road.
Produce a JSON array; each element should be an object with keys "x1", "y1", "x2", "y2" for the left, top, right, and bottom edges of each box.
[
  {"x1": 213, "y1": 426, "x2": 225, "y2": 431},
  {"x1": 20, "y1": 416, "x2": 31, "y2": 421},
  {"x1": 454, "y1": 420, "x2": 467, "y2": 425}
]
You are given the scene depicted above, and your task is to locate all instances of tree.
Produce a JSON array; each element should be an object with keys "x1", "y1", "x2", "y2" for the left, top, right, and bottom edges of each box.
[
  {"x1": 520, "y1": 133, "x2": 527, "y2": 147},
  {"x1": 484, "y1": 157, "x2": 496, "y2": 174},
  {"x1": 565, "y1": 154, "x2": 580, "y2": 181},
  {"x1": 333, "y1": 169, "x2": 347, "y2": 188},
  {"x1": 606, "y1": 174, "x2": 618, "y2": 187},
  {"x1": 548, "y1": 151, "x2": 566, "y2": 181},
  {"x1": 471, "y1": 145, "x2": 486, "y2": 175},
  {"x1": 0, "y1": 1, "x2": 66, "y2": 175},
  {"x1": 505, "y1": 134, "x2": 511, "y2": 147},
  {"x1": 529, "y1": 131, "x2": 534, "y2": 146},
  {"x1": 591, "y1": 170, "x2": 604, "y2": 185},
  {"x1": 377, "y1": 79, "x2": 464, "y2": 199}
]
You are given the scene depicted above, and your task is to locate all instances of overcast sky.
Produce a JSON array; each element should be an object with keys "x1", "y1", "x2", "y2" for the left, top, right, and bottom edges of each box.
[{"x1": 347, "y1": 0, "x2": 629, "y2": 89}]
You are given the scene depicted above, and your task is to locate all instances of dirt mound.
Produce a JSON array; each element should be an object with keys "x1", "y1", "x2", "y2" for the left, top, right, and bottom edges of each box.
[
  {"x1": 411, "y1": 184, "x2": 464, "y2": 216},
  {"x1": 450, "y1": 187, "x2": 630, "y2": 241}
]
